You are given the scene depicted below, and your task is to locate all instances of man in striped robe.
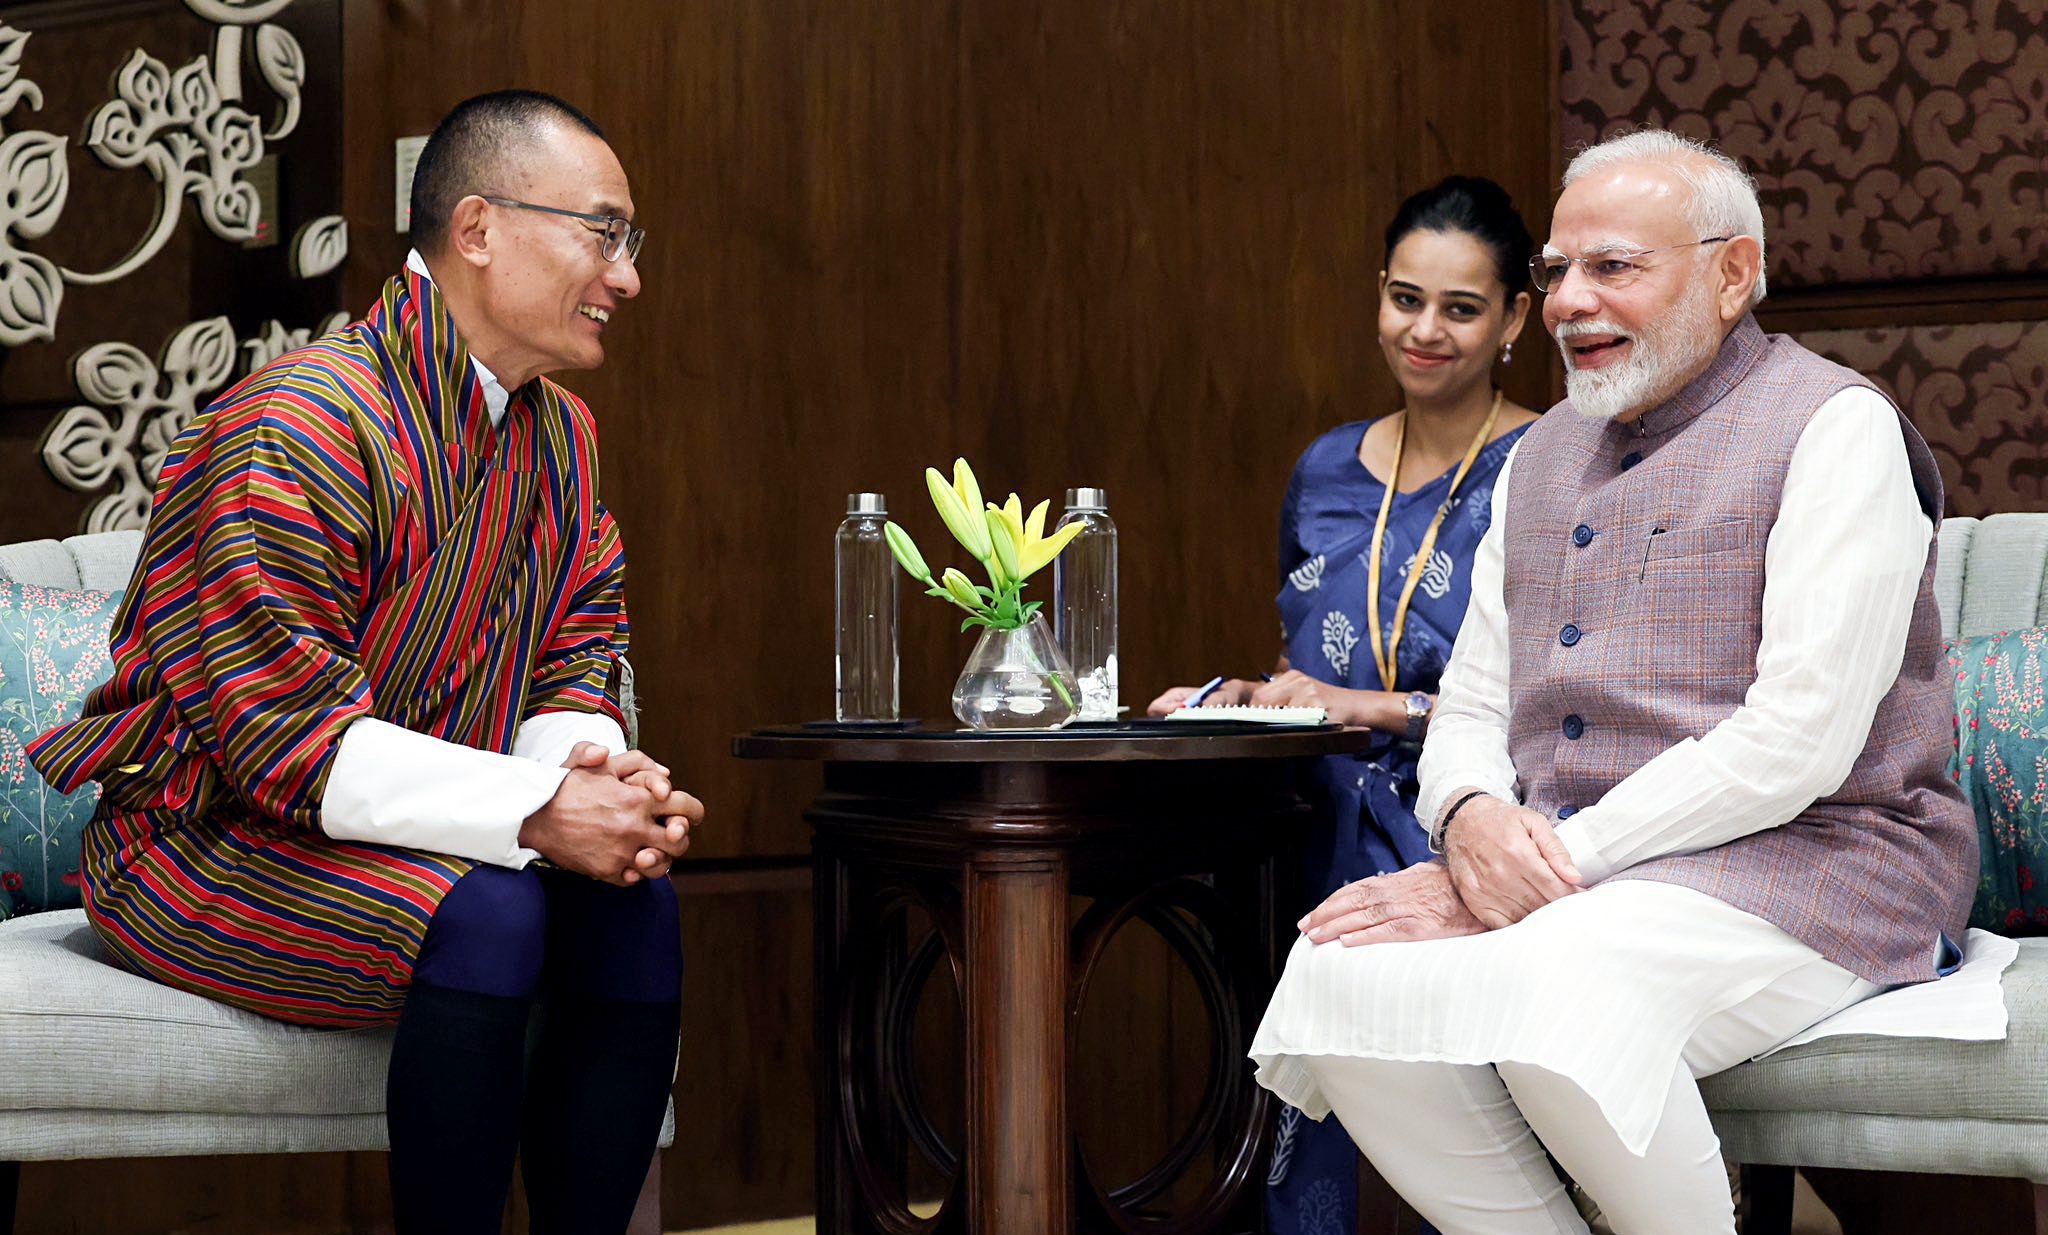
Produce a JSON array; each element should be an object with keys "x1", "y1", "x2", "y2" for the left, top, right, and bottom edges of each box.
[{"x1": 32, "y1": 91, "x2": 692, "y2": 1234}]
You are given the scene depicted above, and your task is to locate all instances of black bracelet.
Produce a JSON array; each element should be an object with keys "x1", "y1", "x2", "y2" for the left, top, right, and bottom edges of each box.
[{"x1": 1435, "y1": 789, "x2": 1488, "y2": 850}]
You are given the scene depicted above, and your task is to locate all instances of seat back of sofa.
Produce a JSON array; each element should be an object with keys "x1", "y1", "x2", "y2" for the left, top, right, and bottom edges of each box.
[
  {"x1": 1937, "y1": 514, "x2": 2048, "y2": 643},
  {"x1": 0, "y1": 531, "x2": 143, "y2": 592}
]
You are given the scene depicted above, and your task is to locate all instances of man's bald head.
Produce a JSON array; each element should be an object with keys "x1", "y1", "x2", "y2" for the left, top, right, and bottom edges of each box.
[
  {"x1": 409, "y1": 90, "x2": 607, "y2": 258},
  {"x1": 1561, "y1": 129, "x2": 1768, "y2": 305}
]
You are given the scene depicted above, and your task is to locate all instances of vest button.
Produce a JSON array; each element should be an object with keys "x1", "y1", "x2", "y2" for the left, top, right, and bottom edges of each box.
[
  {"x1": 1572, "y1": 524, "x2": 1594, "y2": 547},
  {"x1": 1560, "y1": 623, "x2": 1582, "y2": 646},
  {"x1": 1562, "y1": 714, "x2": 1585, "y2": 740},
  {"x1": 1557, "y1": 805, "x2": 1578, "y2": 819},
  {"x1": 1621, "y1": 451, "x2": 1643, "y2": 471}
]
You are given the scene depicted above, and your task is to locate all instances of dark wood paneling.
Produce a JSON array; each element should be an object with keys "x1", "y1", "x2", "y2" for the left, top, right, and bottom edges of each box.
[
  {"x1": 14, "y1": 0, "x2": 1560, "y2": 1229},
  {"x1": 16, "y1": 1152, "x2": 387, "y2": 1235},
  {"x1": 332, "y1": 1, "x2": 1557, "y2": 1229},
  {"x1": 957, "y1": 0, "x2": 1558, "y2": 714},
  {"x1": 664, "y1": 882, "x2": 818, "y2": 1228}
]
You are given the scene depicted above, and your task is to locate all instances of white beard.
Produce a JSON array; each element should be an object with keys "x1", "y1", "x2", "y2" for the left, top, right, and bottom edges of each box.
[{"x1": 1557, "y1": 290, "x2": 1721, "y2": 421}]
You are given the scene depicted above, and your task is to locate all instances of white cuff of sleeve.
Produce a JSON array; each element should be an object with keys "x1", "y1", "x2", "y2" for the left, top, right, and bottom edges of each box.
[
  {"x1": 1556, "y1": 820, "x2": 1616, "y2": 886},
  {"x1": 322, "y1": 717, "x2": 564, "y2": 868},
  {"x1": 513, "y1": 710, "x2": 629, "y2": 768}
]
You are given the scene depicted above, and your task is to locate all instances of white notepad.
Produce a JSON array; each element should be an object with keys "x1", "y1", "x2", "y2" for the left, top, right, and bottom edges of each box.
[{"x1": 1164, "y1": 705, "x2": 1328, "y2": 725}]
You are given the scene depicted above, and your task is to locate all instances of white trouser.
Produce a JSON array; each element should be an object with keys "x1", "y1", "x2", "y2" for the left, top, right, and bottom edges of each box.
[{"x1": 1303, "y1": 951, "x2": 1878, "y2": 1235}]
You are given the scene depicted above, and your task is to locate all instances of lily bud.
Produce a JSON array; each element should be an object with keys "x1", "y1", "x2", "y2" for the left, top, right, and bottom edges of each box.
[
  {"x1": 927, "y1": 467, "x2": 992, "y2": 560},
  {"x1": 951, "y1": 458, "x2": 985, "y2": 526},
  {"x1": 941, "y1": 567, "x2": 983, "y2": 610},
  {"x1": 883, "y1": 521, "x2": 931, "y2": 581},
  {"x1": 986, "y1": 507, "x2": 1022, "y2": 583}
]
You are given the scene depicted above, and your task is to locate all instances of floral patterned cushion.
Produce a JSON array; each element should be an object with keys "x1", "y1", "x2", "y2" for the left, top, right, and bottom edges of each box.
[
  {"x1": 0, "y1": 580, "x2": 121, "y2": 920},
  {"x1": 1948, "y1": 626, "x2": 2048, "y2": 936}
]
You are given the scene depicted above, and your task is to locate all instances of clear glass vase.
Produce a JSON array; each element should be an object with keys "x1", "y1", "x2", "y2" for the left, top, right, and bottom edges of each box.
[{"x1": 951, "y1": 614, "x2": 1080, "y2": 731}]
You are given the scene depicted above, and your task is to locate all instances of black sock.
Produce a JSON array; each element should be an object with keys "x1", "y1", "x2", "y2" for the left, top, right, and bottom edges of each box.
[
  {"x1": 520, "y1": 995, "x2": 682, "y2": 1235},
  {"x1": 386, "y1": 980, "x2": 534, "y2": 1235}
]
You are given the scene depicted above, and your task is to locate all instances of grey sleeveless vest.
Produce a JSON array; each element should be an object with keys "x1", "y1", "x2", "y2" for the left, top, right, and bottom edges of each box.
[{"x1": 1503, "y1": 315, "x2": 1976, "y2": 985}]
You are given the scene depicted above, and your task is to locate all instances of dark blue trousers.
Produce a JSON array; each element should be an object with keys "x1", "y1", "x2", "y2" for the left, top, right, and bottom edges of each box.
[{"x1": 388, "y1": 865, "x2": 683, "y2": 1235}]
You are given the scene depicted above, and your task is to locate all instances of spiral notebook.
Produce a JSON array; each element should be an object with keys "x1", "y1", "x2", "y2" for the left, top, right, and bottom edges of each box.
[{"x1": 1164, "y1": 705, "x2": 1327, "y2": 726}]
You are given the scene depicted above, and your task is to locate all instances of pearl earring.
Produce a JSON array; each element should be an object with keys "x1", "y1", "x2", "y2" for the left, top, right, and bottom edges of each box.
[{"x1": 1499, "y1": 341, "x2": 1514, "y2": 366}]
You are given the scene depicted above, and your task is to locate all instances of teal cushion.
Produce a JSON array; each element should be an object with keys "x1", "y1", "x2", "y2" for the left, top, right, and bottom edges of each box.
[
  {"x1": 0, "y1": 581, "x2": 122, "y2": 920},
  {"x1": 1948, "y1": 626, "x2": 2048, "y2": 936}
]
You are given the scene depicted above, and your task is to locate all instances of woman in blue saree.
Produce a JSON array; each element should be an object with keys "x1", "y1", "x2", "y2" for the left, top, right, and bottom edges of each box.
[{"x1": 1151, "y1": 176, "x2": 1540, "y2": 1235}]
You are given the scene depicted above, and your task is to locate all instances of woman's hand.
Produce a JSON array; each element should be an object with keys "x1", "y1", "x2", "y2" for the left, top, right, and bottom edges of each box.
[
  {"x1": 1251, "y1": 669, "x2": 1327, "y2": 711},
  {"x1": 1146, "y1": 680, "x2": 1256, "y2": 716},
  {"x1": 1251, "y1": 672, "x2": 1416, "y2": 729}
]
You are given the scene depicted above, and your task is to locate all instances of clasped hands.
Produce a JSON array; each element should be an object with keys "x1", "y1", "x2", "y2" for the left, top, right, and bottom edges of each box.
[
  {"x1": 519, "y1": 742, "x2": 703, "y2": 887},
  {"x1": 1299, "y1": 795, "x2": 1583, "y2": 946}
]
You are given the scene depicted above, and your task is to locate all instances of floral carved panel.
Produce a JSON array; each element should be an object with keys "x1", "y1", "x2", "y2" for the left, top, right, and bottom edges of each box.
[
  {"x1": 1798, "y1": 319, "x2": 2048, "y2": 516},
  {"x1": 0, "y1": 1, "x2": 343, "y2": 537},
  {"x1": 1559, "y1": 0, "x2": 2047, "y2": 288}
]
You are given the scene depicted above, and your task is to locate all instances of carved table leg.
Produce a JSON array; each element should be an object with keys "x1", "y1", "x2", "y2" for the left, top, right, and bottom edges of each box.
[{"x1": 964, "y1": 849, "x2": 1071, "y2": 1235}]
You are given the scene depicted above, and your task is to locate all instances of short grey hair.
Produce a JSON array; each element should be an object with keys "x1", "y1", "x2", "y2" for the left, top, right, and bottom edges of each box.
[{"x1": 1563, "y1": 129, "x2": 1767, "y2": 305}]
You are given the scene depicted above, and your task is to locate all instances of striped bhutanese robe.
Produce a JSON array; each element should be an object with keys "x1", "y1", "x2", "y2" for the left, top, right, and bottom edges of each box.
[{"x1": 29, "y1": 267, "x2": 630, "y2": 1027}]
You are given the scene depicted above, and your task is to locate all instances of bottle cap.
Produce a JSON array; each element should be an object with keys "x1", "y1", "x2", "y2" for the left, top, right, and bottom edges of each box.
[
  {"x1": 847, "y1": 492, "x2": 886, "y2": 515},
  {"x1": 1066, "y1": 487, "x2": 1107, "y2": 511}
]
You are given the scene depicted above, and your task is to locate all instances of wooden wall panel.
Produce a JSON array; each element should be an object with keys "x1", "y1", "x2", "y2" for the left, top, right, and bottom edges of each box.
[
  {"x1": 958, "y1": 0, "x2": 1557, "y2": 706},
  {"x1": 18, "y1": 0, "x2": 1557, "y2": 1229},
  {"x1": 345, "y1": 0, "x2": 1558, "y2": 1229}
]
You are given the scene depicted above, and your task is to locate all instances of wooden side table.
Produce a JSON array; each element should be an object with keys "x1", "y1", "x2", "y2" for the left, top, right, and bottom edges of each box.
[{"x1": 733, "y1": 724, "x2": 1372, "y2": 1235}]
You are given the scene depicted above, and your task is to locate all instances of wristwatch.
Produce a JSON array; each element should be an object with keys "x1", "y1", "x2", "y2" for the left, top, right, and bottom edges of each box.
[{"x1": 1402, "y1": 690, "x2": 1433, "y2": 742}]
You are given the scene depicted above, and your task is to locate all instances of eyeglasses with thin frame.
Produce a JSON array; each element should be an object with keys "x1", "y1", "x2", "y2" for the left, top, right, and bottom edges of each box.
[
  {"x1": 481, "y1": 196, "x2": 645, "y2": 264},
  {"x1": 1529, "y1": 236, "x2": 1732, "y2": 294}
]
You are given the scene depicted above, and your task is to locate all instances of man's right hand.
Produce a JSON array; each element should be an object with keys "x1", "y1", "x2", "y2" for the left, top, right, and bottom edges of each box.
[
  {"x1": 1441, "y1": 794, "x2": 1582, "y2": 928},
  {"x1": 519, "y1": 767, "x2": 686, "y2": 886}
]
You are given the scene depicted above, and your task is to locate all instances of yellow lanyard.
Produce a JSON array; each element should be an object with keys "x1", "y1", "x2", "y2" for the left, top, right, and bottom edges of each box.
[{"x1": 1366, "y1": 389, "x2": 1504, "y2": 692}]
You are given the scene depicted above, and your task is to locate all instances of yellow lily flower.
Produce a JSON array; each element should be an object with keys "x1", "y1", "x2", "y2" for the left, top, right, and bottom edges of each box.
[
  {"x1": 1022, "y1": 518, "x2": 1083, "y2": 578},
  {"x1": 988, "y1": 497, "x2": 1084, "y2": 581}
]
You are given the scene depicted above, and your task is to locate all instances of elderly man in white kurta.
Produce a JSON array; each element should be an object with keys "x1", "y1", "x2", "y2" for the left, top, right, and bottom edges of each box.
[{"x1": 1248, "y1": 130, "x2": 1979, "y2": 1234}]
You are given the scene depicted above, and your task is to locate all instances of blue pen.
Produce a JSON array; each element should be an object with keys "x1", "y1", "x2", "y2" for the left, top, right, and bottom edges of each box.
[{"x1": 1185, "y1": 675, "x2": 1226, "y2": 707}]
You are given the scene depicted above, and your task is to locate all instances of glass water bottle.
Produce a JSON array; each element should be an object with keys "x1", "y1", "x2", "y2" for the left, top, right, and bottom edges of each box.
[
  {"x1": 835, "y1": 493, "x2": 899, "y2": 722},
  {"x1": 1053, "y1": 487, "x2": 1118, "y2": 721}
]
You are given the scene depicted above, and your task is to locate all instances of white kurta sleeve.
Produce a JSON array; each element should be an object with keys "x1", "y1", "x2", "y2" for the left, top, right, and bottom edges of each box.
[
  {"x1": 321, "y1": 718, "x2": 563, "y2": 868},
  {"x1": 1417, "y1": 445, "x2": 1524, "y2": 844},
  {"x1": 512, "y1": 710, "x2": 629, "y2": 768},
  {"x1": 1555, "y1": 386, "x2": 1933, "y2": 884}
]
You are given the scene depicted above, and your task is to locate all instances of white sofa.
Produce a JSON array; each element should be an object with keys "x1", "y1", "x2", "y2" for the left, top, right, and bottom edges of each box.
[
  {"x1": 0, "y1": 530, "x2": 671, "y2": 1232},
  {"x1": 1702, "y1": 513, "x2": 2048, "y2": 1232}
]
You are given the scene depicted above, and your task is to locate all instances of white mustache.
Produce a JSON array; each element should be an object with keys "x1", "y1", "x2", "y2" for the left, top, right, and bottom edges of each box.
[{"x1": 1556, "y1": 320, "x2": 1630, "y2": 341}]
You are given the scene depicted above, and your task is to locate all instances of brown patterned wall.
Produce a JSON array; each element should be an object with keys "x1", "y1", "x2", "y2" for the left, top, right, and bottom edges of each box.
[
  {"x1": 1798, "y1": 320, "x2": 2047, "y2": 515},
  {"x1": 1558, "y1": 0, "x2": 2047, "y2": 290}
]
